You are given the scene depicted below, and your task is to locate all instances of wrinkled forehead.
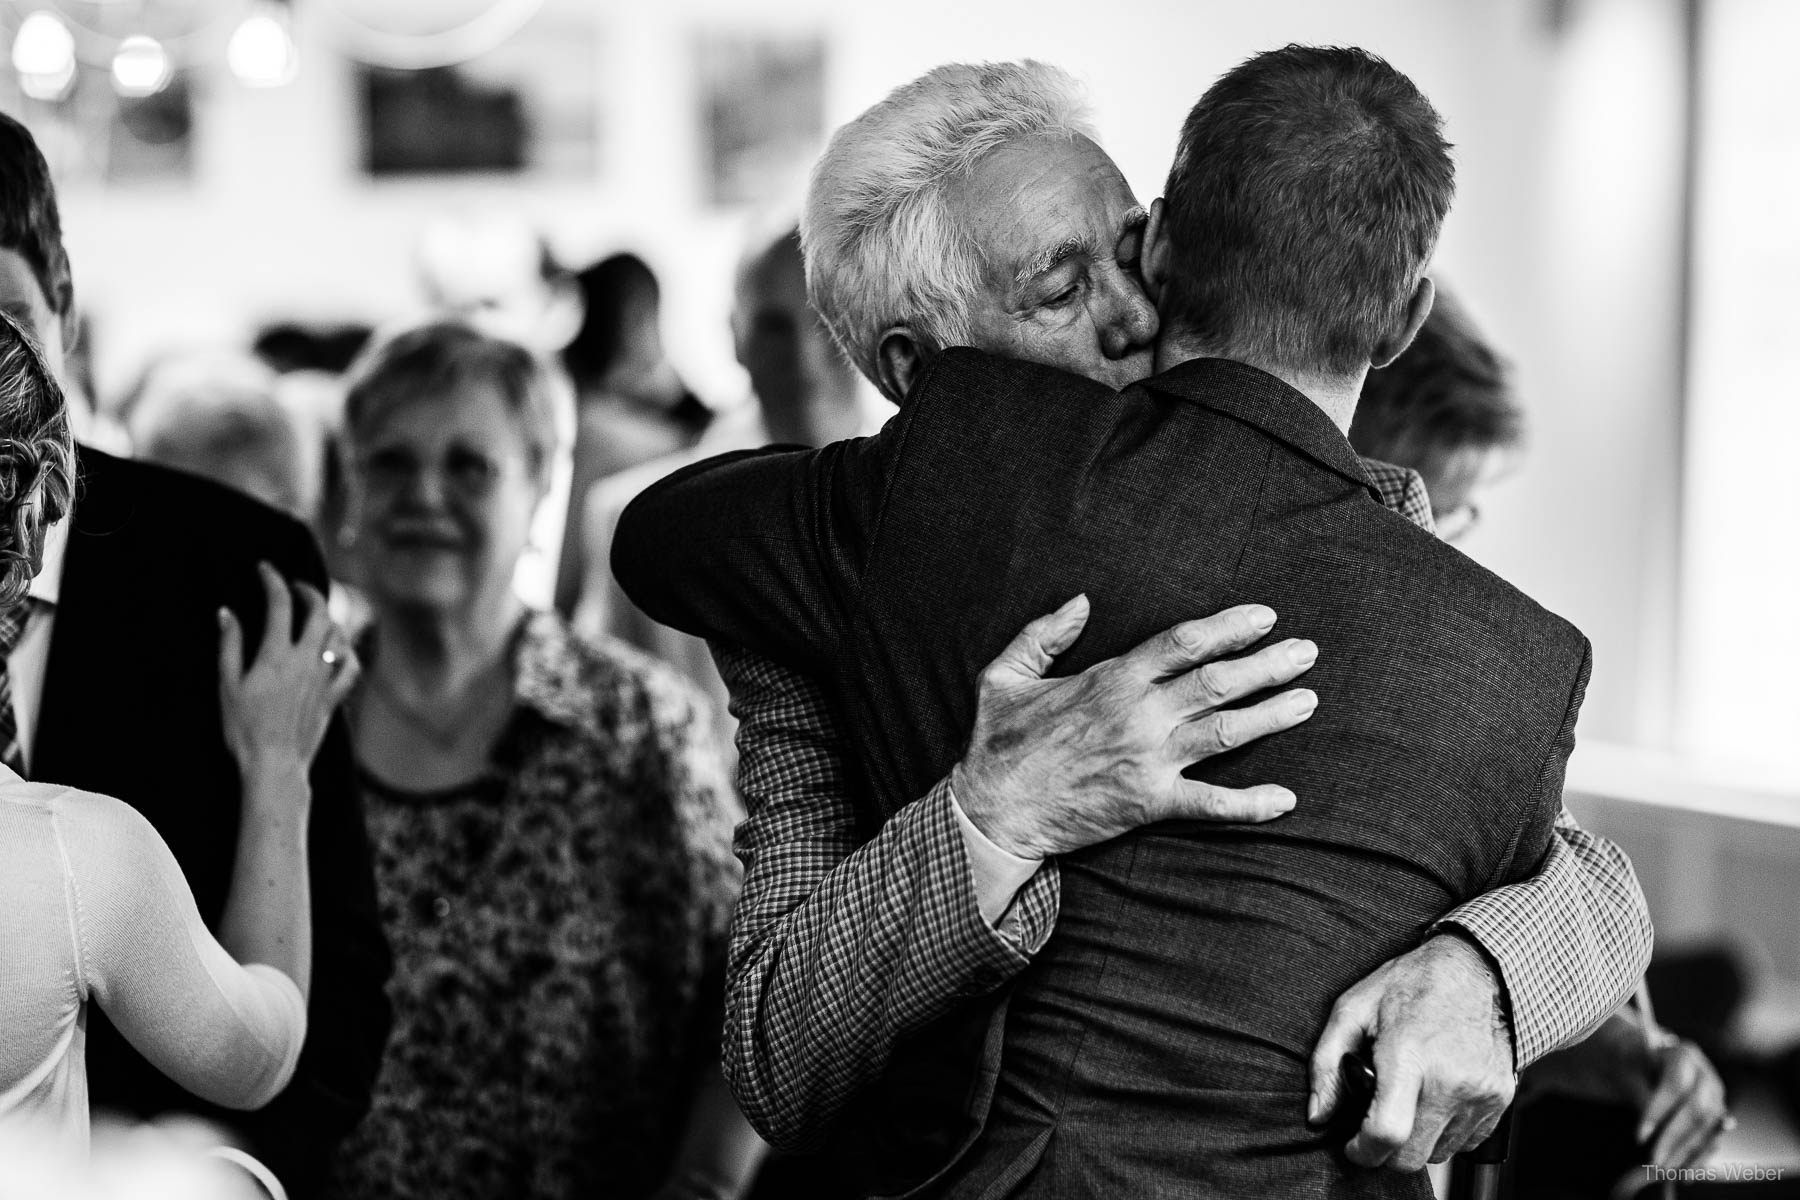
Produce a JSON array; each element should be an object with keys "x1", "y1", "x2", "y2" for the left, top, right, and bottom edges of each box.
[{"x1": 950, "y1": 134, "x2": 1142, "y2": 278}]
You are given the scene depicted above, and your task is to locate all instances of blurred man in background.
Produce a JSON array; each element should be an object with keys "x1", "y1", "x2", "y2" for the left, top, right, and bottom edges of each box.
[{"x1": 574, "y1": 225, "x2": 884, "y2": 767}]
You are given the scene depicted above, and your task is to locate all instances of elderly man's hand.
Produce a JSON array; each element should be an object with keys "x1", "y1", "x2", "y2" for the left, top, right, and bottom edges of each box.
[
  {"x1": 951, "y1": 594, "x2": 1319, "y2": 860},
  {"x1": 1308, "y1": 932, "x2": 1516, "y2": 1170}
]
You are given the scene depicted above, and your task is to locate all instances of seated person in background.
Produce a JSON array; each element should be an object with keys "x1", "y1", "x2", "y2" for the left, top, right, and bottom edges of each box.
[
  {"x1": 614, "y1": 49, "x2": 1645, "y2": 1196},
  {"x1": 0, "y1": 311, "x2": 357, "y2": 1154},
  {"x1": 0, "y1": 112, "x2": 392, "y2": 1200},
  {"x1": 554, "y1": 252, "x2": 715, "y2": 614},
  {"x1": 1348, "y1": 287, "x2": 1524, "y2": 541},
  {"x1": 572, "y1": 226, "x2": 886, "y2": 763},
  {"x1": 123, "y1": 351, "x2": 322, "y2": 524},
  {"x1": 1351, "y1": 292, "x2": 1730, "y2": 1182},
  {"x1": 324, "y1": 321, "x2": 763, "y2": 1200}
]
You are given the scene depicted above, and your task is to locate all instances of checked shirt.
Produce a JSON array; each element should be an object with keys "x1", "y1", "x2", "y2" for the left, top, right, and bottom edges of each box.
[{"x1": 711, "y1": 457, "x2": 1652, "y2": 1151}]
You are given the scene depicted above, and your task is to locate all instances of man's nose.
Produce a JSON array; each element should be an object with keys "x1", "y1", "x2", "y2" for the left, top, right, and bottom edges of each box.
[{"x1": 1099, "y1": 272, "x2": 1159, "y2": 360}]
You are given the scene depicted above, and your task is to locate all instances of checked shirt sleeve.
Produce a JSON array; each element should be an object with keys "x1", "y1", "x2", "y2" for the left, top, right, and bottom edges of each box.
[
  {"x1": 1434, "y1": 806, "x2": 1653, "y2": 1068},
  {"x1": 711, "y1": 642, "x2": 1058, "y2": 1152}
]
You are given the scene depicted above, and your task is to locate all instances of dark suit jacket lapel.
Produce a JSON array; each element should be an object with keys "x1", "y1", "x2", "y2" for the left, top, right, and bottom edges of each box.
[
  {"x1": 1143, "y1": 357, "x2": 1382, "y2": 504},
  {"x1": 35, "y1": 446, "x2": 141, "y2": 774}
]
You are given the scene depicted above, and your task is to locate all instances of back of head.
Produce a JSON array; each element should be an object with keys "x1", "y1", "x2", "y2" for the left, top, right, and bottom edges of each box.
[
  {"x1": 562, "y1": 252, "x2": 660, "y2": 388},
  {"x1": 0, "y1": 113, "x2": 73, "y2": 323},
  {"x1": 1159, "y1": 45, "x2": 1454, "y2": 377},
  {"x1": 0, "y1": 312, "x2": 74, "y2": 607},
  {"x1": 802, "y1": 60, "x2": 1096, "y2": 394},
  {"x1": 1349, "y1": 288, "x2": 1523, "y2": 479},
  {"x1": 126, "y1": 352, "x2": 316, "y2": 520}
]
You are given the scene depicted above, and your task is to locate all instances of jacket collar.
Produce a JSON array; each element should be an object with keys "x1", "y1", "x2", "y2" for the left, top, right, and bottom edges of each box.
[{"x1": 1140, "y1": 357, "x2": 1381, "y2": 503}]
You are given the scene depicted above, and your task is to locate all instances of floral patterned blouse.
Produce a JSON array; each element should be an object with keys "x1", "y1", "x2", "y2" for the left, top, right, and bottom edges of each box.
[{"x1": 325, "y1": 611, "x2": 741, "y2": 1200}]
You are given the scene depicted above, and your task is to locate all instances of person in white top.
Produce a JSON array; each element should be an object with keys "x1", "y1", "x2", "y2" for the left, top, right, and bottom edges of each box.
[{"x1": 0, "y1": 311, "x2": 359, "y2": 1154}]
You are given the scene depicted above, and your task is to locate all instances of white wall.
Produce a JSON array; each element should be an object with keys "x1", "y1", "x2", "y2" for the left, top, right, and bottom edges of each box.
[{"x1": 45, "y1": 0, "x2": 1689, "y2": 746}]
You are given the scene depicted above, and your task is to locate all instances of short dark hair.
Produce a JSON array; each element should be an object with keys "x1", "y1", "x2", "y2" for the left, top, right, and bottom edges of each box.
[
  {"x1": 1349, "y1": 289, "x2": 1523, "y2": 474},
  {"x1": 562, "y1": 252, "x2": 659, "y2": 386},
  {"x1": 0, "y1": 113, "x2": 74, "y2": 320},
  {"x1": 1159, "y1": 45, "x2": 1454, "y2": 375}
]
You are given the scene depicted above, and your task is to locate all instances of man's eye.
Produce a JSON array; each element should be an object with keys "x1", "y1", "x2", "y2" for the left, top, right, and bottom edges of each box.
[{"x1": 1042, "y1": 280, "x2": 1084, "y2": 309}]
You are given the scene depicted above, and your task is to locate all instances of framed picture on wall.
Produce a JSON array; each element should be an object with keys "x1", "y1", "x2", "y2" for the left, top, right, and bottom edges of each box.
[
  {"x1": 0, "y1": 66, "x2": 195, "y2": 185},
  {"x1": 694, "y1": 33, "x2": 825, "y2": 207},
  {"x1": 359, "y1": 11, "x2": 599, "y2": 177}
]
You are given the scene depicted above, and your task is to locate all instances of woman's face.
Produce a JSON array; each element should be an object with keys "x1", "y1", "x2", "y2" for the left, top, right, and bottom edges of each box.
[{"x1": 349, "y1": 379, "x2": 546, "y2": 618}]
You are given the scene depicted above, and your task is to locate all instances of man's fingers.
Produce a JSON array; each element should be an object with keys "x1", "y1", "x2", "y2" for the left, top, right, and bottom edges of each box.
[
  {"x1": 1126, "y1": 604, "x2": 1277, "y2": 679},
  {"x1": 1168, "y1": 638, "x2": 1318, "y2": 715},
  {"x1": 1170, "y1": 688, "x2": 1317, "y2": 761},
  {"x1": 1638, "y1": 1048, "x2": 1688, "y2": 1142},
  {"x1": 1167, "y1": 779, "x2": 1296, "y2": 825},
  {"x1": 982, "y1": 594, "x2": 1091, "y2": 687},
  {"x1": 1427, "y1": 1110, "x2": 1477, "y2": 1165},
  {"x1": 1307, "y1": 992, "x2": 1376, "y2": 1125},
  {"x1": 1348, "y1": 1059, "x2": 1426, "y2": 1169}
]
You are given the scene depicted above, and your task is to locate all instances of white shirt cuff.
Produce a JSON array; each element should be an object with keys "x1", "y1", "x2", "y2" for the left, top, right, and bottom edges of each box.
[{"x1": 948, "y1": 782, "x2": 1044, "y2": 928}]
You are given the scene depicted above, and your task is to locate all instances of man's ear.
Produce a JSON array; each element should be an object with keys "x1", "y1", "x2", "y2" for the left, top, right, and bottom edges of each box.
[
  {"x1": 876, "y1": 327, "x2": 926, "y2": 404},
  {"x1": 1141, "y1": 198, "x2": 1172, "y2": 305},
  {"x1": 1371, "y1": 276, "x2": 1435, "y2": 369}
]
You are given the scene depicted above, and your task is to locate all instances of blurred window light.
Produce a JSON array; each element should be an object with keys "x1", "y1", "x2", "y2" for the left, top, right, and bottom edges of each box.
[
  {"x1": 1679, "y1": 0, "x2": 1800, "y2": 774},
  {"x1": 111, "y1": 34, "x2": 173, "y2": 98},
  {"x1": 227, "y1": 5, "x2": 298, "y2": 87},
  {"x1": 11, "y1": 10, "x2": 77, "y2": 100},
  {"x1": 318, "y1": 0, "x2": 542, "y2": 69}
]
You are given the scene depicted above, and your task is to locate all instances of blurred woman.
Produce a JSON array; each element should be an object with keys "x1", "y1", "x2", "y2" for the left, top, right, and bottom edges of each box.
[
  {"x1": 324, "y1": 321, "x2": 761, "y2": 1200},
  {"x1": 0, "y1": 313, "x2": 357, "y2": 1151}
]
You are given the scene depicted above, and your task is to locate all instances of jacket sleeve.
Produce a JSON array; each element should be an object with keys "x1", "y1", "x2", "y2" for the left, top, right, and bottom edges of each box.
[
  {"x1": 611, "y1": 434, "x2": 896, "y2": 674},
  {"x1": 236, "y1": 516, "x2": 395, "y2": 1196},
  {"x1": 711, "y1": 643, "x2": 1058, "y2": 1152},
  {"x1": 1436, "y1": 639, "x2": 1653, "y2": 1068}
]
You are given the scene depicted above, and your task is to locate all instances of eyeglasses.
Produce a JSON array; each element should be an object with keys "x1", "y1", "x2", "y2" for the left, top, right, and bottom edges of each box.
[
  {"x1": 354, "y1": 445, "x2": 508, "y2": 497},
  {"x1": 1434, "y1": 503, "x2": 1481, "y2": 544}
]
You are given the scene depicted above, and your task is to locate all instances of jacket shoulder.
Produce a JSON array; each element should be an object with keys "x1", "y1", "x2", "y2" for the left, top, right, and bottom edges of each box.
[{"x1": 76, "y1": 446, "x2": 327, "y2": 583}]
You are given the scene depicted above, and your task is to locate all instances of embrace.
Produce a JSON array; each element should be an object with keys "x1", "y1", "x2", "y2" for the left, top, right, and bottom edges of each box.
[{"x1": 613, "y1": 46, "x2": 1652, "y2": 1198}]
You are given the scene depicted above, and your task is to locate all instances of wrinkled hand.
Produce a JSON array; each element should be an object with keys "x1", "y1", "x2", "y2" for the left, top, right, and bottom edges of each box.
[
  {"x1": 218, "y1": 561, "x2": 359, "y2": 778},
  {"x1": 1635, "y1": 1035, "x2": 1730, "y2": 1169},
  {"x1": 1309, "y1": 933, "x2": 1516, "y2": 1170},
  {"x1": 951, "y1": 594, "x2": 1319, "y2": 860}
]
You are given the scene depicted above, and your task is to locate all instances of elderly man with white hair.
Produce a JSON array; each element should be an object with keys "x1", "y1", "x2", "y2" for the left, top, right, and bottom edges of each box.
[{"x1": 641, "y1": 60, "x2": 1651, "y2": 1191}]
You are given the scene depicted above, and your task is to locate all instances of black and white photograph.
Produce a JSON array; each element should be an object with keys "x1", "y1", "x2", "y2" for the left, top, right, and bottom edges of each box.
[{"x1": 0, "y1": 1, "x2": 1795, "y2": 1198}]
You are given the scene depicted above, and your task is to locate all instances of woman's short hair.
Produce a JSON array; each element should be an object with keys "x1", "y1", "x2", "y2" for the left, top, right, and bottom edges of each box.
[
  {"x1": 342, "y1": 320, "x2": 565, "y2": 476},
  {"x1": 0, "y1": 311, "x2": 74, "y2": 607},
  {"x1": 801, "y1": 60, "x2": 1097, "y2": 399}
]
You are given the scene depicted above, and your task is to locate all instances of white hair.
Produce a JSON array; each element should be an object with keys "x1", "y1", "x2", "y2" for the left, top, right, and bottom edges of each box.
[{"x1": 801, "y1": 61, "x2": 1098, "y2": 400}]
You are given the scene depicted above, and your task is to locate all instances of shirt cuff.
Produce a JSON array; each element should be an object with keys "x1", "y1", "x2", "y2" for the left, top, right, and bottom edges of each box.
[{"x1": 947, "y1": 781, "x2": 1044, "y2": 929}]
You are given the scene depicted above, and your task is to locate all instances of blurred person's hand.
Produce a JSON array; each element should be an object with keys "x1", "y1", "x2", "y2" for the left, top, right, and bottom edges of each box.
[
  {"x1": 951, "y1": 596, "x2": 1319, "y2": 860},
  {"x1": 1635, "y1": 1034, "x2": 1731, "y2": 1168},
  {"x1": 1308, "y1": 932, "x2": 1516, "y2": 1170},
  {"x1": 218, "y1": 561, "x2": 359, "y2": 782}
]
